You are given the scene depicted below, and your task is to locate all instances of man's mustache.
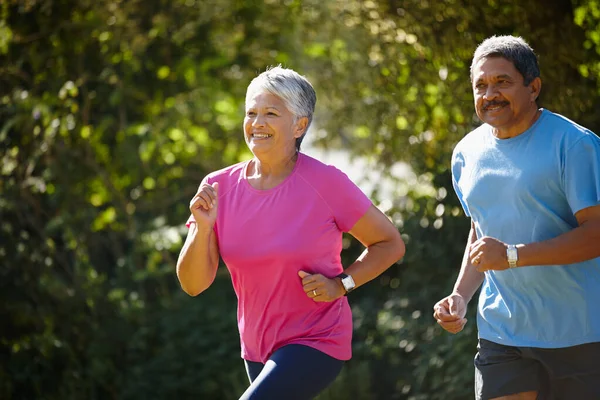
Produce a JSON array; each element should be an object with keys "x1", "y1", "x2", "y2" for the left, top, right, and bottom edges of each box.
[{"x1": 483, "y1": 101, "x2": 509, "y2": 110}]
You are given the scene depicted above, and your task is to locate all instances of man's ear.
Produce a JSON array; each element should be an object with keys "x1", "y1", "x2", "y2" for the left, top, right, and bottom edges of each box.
[
  {"x1": 294, "y1": 117, "x2": 308, "y2": 138},
  {"x1": 530, "y1": 77, "x2": 542, "y2": 102}
]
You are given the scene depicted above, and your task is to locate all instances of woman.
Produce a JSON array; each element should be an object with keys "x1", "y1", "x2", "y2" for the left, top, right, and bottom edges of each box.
[{"x1": 176, "y1": 66, "x2": 405, "y2": 399}]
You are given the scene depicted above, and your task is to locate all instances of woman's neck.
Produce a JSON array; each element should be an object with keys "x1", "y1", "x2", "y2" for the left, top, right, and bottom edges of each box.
[{"x1": 247, "y1": 152, "x2": 299, "y2": 190}]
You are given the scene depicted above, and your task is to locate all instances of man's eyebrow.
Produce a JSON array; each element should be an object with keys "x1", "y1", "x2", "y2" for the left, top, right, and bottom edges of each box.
[{"x1": 476, "y1": 73, "x2": 513, "y2": 82}]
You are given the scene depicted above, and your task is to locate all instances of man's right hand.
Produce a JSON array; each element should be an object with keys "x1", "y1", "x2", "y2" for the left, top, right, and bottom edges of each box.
[
  {"x1": 433, "y1": 293, "x2": 468, "y2": 334},
  {"x1": 189, "y1": 182, "x2": 219, "y2": 228}
]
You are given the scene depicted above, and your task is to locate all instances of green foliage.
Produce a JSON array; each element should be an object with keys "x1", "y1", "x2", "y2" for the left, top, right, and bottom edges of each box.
[
  {"x1": 1, "y1": 0, "x2": 599, "y2": 399},
  {"x1": 574, "y1": 0, "x2": 600, "y2": 90}
]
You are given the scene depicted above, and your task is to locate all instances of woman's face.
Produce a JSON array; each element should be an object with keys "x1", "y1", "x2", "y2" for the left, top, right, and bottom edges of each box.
[{"x1": 244, "y1": 90, "x2": 306, "y2": 158}]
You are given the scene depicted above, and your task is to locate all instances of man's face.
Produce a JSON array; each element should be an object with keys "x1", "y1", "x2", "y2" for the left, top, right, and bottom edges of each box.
[{"x1": 472, "y1": 56, "x2": 541, "y2": 138}]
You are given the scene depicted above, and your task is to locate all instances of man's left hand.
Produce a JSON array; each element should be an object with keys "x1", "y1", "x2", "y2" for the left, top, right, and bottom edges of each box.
[{"x1": 469, "y1": 236, "x2": 509, "y2": 272}]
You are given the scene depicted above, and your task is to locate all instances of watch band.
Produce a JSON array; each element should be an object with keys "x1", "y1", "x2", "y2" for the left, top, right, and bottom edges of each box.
[{"x1": 507, "y1": 245, "x2": 518, "y2": 268}]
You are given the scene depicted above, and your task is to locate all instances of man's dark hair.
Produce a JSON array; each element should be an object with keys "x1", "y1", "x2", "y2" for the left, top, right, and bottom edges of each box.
[{"x1": 470, "y1": 35, "x2": 540, "y2": 86}]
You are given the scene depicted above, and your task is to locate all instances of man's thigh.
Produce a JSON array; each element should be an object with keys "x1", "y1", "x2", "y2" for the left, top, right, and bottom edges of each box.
[
  {"x1": 475, "y1": 339, "x2": 545, "y2": 400},
  {"x1": 530, "y1": 341, "x2": 600, "y2": 400}
]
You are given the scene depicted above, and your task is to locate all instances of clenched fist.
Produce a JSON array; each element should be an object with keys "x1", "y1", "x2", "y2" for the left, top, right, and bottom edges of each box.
[
  {"x1": 298, "y1": 270, "x2": 345, "y2": 302},
  {"x1": 189, "y1": 182, "x2": 219, "y2": 229}
]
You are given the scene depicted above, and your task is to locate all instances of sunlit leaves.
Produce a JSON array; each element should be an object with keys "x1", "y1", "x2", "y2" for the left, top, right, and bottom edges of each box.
[
  {"x1": 574, "y1": 0, "x2": 600, "y2": 91},
  {"x1": 2, "y1": 0, "x2": 600, "y2": 399},
  {"x1": 396, "y1": 115, "x2": 408, "y2": 130},
  {"x1": 142, "y1": 177, "x2": 155, "y2": 190},
  {"x1": 304, "y1": 42, "x2": 328, "y2": 58},
  {"x1": 0, "y1": 20, "x2": 12, "y2": 54},
  {"x1": 156, "y1": 66, "x2": 170, "y2": 80}
]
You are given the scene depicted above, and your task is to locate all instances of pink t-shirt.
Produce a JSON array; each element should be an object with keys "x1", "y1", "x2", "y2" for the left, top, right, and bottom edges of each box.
[{"x1": 188, "y1": 153, "x2": 371, "y2": 362}]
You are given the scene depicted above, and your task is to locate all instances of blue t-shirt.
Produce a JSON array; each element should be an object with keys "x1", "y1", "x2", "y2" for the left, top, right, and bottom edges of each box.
[{"x1": 452, "y1": 109, "x2": 600, "y2": 348}]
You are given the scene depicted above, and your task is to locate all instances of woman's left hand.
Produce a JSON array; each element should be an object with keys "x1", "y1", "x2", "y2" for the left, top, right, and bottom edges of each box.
[{"x1": 298, "y1": 270, "x2": 345, "y2": 302}]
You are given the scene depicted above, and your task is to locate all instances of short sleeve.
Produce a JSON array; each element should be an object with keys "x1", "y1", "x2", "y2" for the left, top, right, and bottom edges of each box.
[
  {"x1": 321, "y1": 166, "x2": 372, "y2": 232},
  {"x1": 451, "y1": 149, "x2": 471, "y2": 217},
  {"x1": 563, "y1": 133, "x2": 600, "y2": 215}
]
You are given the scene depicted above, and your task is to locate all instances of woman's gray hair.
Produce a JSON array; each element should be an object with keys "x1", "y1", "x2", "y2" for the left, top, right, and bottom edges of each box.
[
  {"x1": 246, "y1": 65, "x2": 317, "y2": 152},
  {"x1": 470, "y1": 35, "x2": 540, "y2": 86}
]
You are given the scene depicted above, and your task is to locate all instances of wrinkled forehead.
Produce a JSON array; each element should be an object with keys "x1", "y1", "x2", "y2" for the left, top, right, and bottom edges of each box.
[
  {"x1": 245, "y1": 80, "x2": 265, "y2": 99},
  {"x1": 471, "y1": 56, "x2": 520, "y2": 81},
  {"x1": 245, "y1": 90, "x2": 287, "y2": 110}
]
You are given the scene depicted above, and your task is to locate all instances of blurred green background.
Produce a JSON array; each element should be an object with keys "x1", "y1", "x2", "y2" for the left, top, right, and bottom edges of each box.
[{"x1": 2, "y1": 0, "x2": 599, "y2": 399}]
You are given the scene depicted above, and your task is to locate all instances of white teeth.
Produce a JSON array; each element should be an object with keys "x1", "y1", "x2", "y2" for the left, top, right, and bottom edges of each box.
[{"x1": 252, "y1": 134, "x2": 271, "y2": 138}]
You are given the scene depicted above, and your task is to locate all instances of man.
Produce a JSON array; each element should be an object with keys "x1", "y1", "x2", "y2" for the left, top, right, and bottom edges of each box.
[{"x1": 433, "y1": 35, "x2": 600, "y2": 400}]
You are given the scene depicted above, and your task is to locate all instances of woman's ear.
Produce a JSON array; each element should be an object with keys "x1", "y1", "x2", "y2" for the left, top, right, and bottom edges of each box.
[{"x1": 294, "y1": 117, "x2": 309, "y2": 138}]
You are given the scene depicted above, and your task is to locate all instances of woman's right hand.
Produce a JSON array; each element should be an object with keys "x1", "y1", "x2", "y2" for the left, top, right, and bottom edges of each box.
[{"x1": 189, "y1": 182, "x2": 219, "y2": 229}]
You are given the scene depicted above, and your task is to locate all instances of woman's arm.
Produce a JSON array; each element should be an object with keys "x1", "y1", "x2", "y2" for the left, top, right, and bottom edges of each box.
[
  {"x1": 299, "y1": 204, "x2": 405, "y2": 301},
  {"x1": 176, "y1": 182, "x2": 220, "y2": 296},
  {"x1": 176, "y1": 223, "x2": 220, "y2": 296},
  {"x1": 343, "y1": 204, "x2": 406, "y2": 290}
]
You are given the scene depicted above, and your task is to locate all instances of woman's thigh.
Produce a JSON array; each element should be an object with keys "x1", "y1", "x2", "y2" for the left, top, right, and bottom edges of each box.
[
  {"x1": 245, "y1": 360, "x2": 264, "y2": 383},
  {"x1": 240, "y1": 344, "x2": 344, "y2": 400}
]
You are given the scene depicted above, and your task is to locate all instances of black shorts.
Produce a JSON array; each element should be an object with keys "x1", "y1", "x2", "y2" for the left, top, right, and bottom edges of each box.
[{"x1": 475, "y1": 339, "x2": 600, "y2": 400}]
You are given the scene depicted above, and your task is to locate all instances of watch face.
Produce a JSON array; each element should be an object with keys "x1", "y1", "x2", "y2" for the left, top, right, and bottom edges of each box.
[{"x1": 342, "y1": 276, "x2": 355, "y2": 290}]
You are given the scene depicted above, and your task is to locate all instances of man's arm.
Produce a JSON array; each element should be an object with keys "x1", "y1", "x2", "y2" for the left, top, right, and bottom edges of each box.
[
  {"x1": 470, "y1": 204, "x2": 600, "y2": 270},
  {"x1": 433, "y1": 220, "x2": 484, "y2": 334},
  {"x1": 517, "y1": 204, "x2": 600, "y2": 267},
  {"x1": 454, "y1": 220, "x2": 485, "y2": 301}
]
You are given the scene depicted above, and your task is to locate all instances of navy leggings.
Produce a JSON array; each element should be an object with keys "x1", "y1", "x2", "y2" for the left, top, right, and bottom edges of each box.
[{"x1": 239, "y1": 344, "x2": 344, "y2": 400}]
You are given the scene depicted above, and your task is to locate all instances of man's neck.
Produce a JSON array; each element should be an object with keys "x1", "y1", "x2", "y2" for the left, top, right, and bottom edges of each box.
[{"x1": 492, "y1": 107, "x2": 542, "y2": 139}]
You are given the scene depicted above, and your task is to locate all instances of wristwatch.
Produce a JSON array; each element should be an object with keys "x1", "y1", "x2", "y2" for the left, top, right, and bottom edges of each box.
[
  {"x1": 506, "y1": 245, "x2": 518, "y2": 269},
  {"x1": 337, "y1": 273, "x2": 356, "y2": 295}
]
